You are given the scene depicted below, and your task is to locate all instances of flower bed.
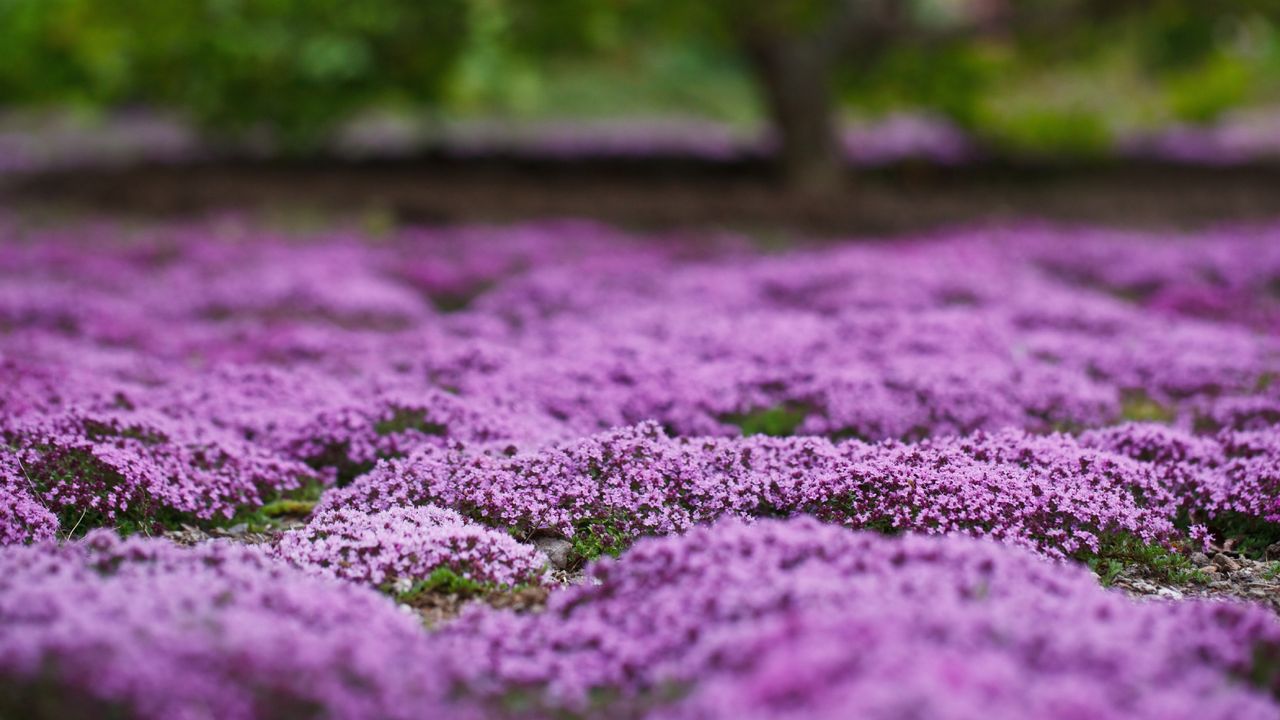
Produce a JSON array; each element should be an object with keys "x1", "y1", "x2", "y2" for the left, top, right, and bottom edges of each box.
[{"x1": 1, "y1": 214, "x2": 1278, "y2": 718}]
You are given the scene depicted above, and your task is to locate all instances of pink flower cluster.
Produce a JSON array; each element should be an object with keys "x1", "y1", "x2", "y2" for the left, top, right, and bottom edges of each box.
[
  {"x1": 7, "y1": 405, "x2": 314, "y2": 529},
  {"x1": 0, "y1": 454, "x2": 57, "y2": 545},
  {"x1": 323, "y1": 418, "x2": 1280, "y2": 556},
  {"x1": 2, "y1": 148, "x2": 1280, "y2": 718},
  {"x1": 1084, "y1": 422, "x2": 1280, "y2": 523},
  {"x1": 4, "y1": 519, "x2": 1277, "y2": 719},
  {"x1": 0, "y1": 531, "x2": 464, "y2": 720},
  {"x1": 439, "y1": 517, "x2": 1280, "y2": 719},
  {"x1": 1, "y1": 216, "x2": 1278, "y2": 544},
  {"x1": 276, "y1": 504, "x2": 546, "y2": 587},
  {"x1": 1022, "y1": 223, "x2": 1280, "y2": 334}
]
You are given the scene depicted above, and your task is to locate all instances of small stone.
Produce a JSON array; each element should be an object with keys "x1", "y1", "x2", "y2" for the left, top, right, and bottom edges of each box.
[
  {"x1": 531, "y1": 535, "x2": 575, "y2": 571},
  {"x1": 1155, "y1": 587, "x2": 1183, "y2": 600},
  {"x1": 1130, "y1": 579, "x2": 1157, "y2": 594},
  {"x1": 1199, "y1": 565, "x2": 1219, "y2": 575},
  {"x1": 1212, "y1": 553, "x2": 1241, "y2": 573},
  {"x1": 1189, "y1": 551, "x2": 1210, "y2": 566},
  {"x1": 1267, "y1": 541, "x2": 1280, "y2": 560}
]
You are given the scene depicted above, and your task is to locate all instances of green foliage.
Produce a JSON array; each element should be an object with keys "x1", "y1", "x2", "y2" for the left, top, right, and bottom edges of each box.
[
  {"x1": 373, "y1": 408, "x2": 447, "y2": 437},
  {"x1": 1246, "y1": 643, "x2": 1280, "y2": 701},
  {"x1": 257, "y1": 498, "x2": 318, "y2": 518},
  {"x1": 1088, "y1": 556, "x2": 1127, "y2": 586},
  {"x1": 571, "y1": 515, "x2": 631, "y2": 563},
  {"x1": 723, "y1": 404, "x2": 809, "y2": 437},
  {"x1": 0, "y1": 0, "x2": 470, "y2": 148},
  {"x1": 1081, "y1": 533, "x2": 1209, "y2": 587},
  {"x1": 486, "y1": 43, "x2": 756, "y2": 124},
  {"x1": 984, "y1": 106, "x2": 1113, "y2": 158},
  {"x1": 302, "y1": 443, "x2": 376, "y2": 488},
  {"x1": 220, "y1": 480, "x2": 325, "y2": 533},
  {"x1": 1257, "y1": 372, "x2": 1276, "y2": 393},
  {"x1": 861, "y1": 516, "x2": 906, "y2": 537},
  {"x1": 1120, "y1": 391, "x2": 1177, "y2": 424},
  {"x1": 1209, "y1": 512, "x2": 1280, "y2": 558},
  {"x1": 839, "y1": 44, "x2": 1000, "y2": 128},
  {"x1": 425, "y1": 281, "x2": 496, "y2": 313},
  {"x1": 0, "y1": 670, "x2": 134, "y2": 720},
  {"x1": 386, "y1": 567, "x2": 489, "y2": 600},
  {"x1": 1166, "y1": 52, "x2": 1254, "y2": 123}
]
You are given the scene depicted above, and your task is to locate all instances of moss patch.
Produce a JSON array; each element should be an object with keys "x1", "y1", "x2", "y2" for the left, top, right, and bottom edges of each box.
[
  {"x1": 722, "y1": 404, "x2": 809, "y2": 437},
  {"x1": 374, "y1": 407, "x2": 448, "y2": 437},
  {"x1": 1120, "y1": 391, "x2": 1176, "y2": 424}
]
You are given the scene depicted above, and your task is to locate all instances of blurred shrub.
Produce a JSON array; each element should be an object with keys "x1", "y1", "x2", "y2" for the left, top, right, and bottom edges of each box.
[
  {"x1": 984, "y1": 107, "x2": 1113, "y2": 158},
  {"x1": 1, "y1": 0, "x2": 1279, "y2": 158},
  {"x1": 0, "y1": 0, "x2": 470, "y2": 148},
  {"x1": 837, "y1": 43, "x2": 1004, "y2": 129},
  {"x1": 1167, "y1": 53, "x2": 1254, "y2": 123}
]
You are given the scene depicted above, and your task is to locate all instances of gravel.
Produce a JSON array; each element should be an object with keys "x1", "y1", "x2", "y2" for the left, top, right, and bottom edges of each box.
[{"x1": 1110, "y1": 546, "x2": 1280, "y2": 614}]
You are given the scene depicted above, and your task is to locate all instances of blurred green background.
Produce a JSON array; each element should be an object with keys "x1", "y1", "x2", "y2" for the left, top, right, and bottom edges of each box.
[{"x1": 2, "y1": 0, "x2": 1279, "y2": 171}]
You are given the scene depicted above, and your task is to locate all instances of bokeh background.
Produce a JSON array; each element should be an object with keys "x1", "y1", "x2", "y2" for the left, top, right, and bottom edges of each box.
[{"x1": 3, "y1": 0, "x2": 1280, "y2": 232}]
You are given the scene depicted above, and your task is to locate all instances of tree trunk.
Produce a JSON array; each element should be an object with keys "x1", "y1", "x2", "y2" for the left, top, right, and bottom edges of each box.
[{"x1": 746, "y1": 37, "x2": 844, "y2": 196}]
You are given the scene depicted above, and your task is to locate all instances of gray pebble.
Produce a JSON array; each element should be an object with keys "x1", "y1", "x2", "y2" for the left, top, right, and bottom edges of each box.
[
  {"x1": 1211, "y1": 553, "x2": 1241, "y2": 574},
  {"x1": 532, "y1": 535, "x2": 575, "y2": 571}
]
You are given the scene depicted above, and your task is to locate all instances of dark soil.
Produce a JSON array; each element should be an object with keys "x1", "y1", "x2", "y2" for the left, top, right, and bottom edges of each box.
[
  {"x1": 8, "y1": 153, "x2": 1280, "y2": 236},
  {"x1": 402, "y1": 584, "x2": 553, "y2": 628}
]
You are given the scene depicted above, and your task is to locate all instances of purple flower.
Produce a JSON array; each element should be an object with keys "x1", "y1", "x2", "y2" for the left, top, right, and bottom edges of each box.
[{"x1": 276, "y1": 504, "x2": 546, "y2": 587}]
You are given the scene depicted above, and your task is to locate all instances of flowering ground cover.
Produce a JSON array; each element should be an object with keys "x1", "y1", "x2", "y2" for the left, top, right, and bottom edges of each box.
[
  {"x1": 11, "y1": 110, "x2": 1280, "y2": 177},
  {"x1": 2, "y1": 213, "x2": 1279, "y2": 718}
]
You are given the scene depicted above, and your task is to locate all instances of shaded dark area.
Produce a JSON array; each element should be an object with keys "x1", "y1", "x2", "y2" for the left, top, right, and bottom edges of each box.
[{"x1": 10, "y1": 153, "x2": 1280, "y2": 236}]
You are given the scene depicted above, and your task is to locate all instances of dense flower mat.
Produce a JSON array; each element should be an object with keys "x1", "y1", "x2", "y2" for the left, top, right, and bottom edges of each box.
[
  {"x1": 2, "y1": 215, "x2": 1280, "y2": 718},
  {"x1": 3, "y1": 521, "x2": 1279, "y2": 719}
]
